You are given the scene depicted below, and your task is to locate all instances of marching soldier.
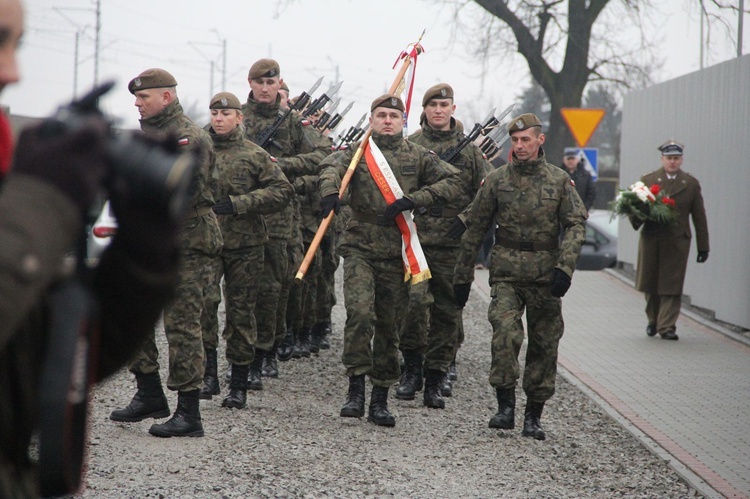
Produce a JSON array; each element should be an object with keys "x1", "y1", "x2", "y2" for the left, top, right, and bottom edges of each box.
[
  {"x1": 397, "y1": 83, "x2": 490, "y2": 408},
  {"x1": 110, "y1": 68, "x2": 223, "y2": 438},
  {"x1": 199, "y1": 92, "x2": 292, "y2": 407},
  {"x1": 453, "y1": 113, "x2": 586, "y2": 440},
  {"x1": 318, "y1": 94, "x2": 462, "y2": 427}
]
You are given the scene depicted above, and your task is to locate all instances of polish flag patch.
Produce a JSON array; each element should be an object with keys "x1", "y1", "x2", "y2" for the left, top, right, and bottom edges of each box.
[{"x1": 178, "y1": 137, "x2": 190, "y2": 146}]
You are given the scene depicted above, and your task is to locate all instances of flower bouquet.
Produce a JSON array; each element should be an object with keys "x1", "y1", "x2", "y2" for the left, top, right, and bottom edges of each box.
[{"x1": 610, "y1": 181, "x2": 676, "y2": 225}]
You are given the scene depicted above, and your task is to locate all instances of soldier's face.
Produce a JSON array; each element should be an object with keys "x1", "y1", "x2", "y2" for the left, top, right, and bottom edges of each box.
[
  {"x1": 423, "y1": 98, "x2": 454, "y2": 131},
  {"x1": 563, "y1": 155, "x2": 578, "y2": 172},
  {"x1": 510, "y1": 128, "x2": 544, "y2": 161},
  {"x1": 134, "y1": 88, "x2": 169, "y2": 119},
  {"x1": 370, "y1": 107, "x2": 404, "y2": 136},
  {"x1": 0, "y1": 0, "x2": 23, "y2": 96},
  {"x1": 249, "y1": 76, "x2": 281, "y2": 104},
  {"x1": 210, "y1": 109, "x2": 242, "y2": 136},
  {"x1": 661, "y1": 154, "x2": 683, "y2": 174},
  {"x1": 279, "y1": 89, "x2": 290, "y2": 110}
]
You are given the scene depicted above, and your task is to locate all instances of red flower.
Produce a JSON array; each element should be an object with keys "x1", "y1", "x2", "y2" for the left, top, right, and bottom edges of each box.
[
  {"x1": 662, "y1": 196, "x2": 675, "y2": 207},
  {"x1": 650, "y1": 184, "x2": 661, "y2": 195}
]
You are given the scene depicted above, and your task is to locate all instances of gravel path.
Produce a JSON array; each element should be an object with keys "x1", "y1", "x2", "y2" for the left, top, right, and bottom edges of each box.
[{"x1": 77, "y1": 277, "x2": 700, "y2": 498}]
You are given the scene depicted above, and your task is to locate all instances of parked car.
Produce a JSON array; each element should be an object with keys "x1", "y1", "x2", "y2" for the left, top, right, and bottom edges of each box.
[
  {"x1": 577, "y1": 209, "x2": 618, "y2": 271},
  {"x1": 85, "y1": 200, "x2": 117, "y2": 267}
]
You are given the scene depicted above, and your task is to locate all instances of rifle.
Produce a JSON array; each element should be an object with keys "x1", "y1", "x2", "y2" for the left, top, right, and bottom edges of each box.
[
  {"x1": 303, "y1": 80, "x2": 343, "y2": 118},
  {"x1": 296, "y1": 33, "x2": 425, "y2": 282},
  {"x1": 255, "y1": 76, "x2": 323, "y2": 148},
  {"x1": 440, "y1": 103, "x2": 515, "y2": 164},
  {"x1": 334, "y1": 112, "x2": 366, "y2": 150},
  {"x1": 322, "y1": 101, "x2": 353, "y2": 133},
  {"x1": 313, "y1": 97, "x2": 340, "y2": 129}
]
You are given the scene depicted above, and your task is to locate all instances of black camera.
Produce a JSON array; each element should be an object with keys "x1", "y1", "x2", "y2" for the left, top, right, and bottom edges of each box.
[{"x1": 40, "y1": 80, "x2": 196, "y2": 224}]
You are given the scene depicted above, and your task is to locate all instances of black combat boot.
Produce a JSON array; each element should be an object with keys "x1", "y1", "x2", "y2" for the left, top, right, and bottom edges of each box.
[
  {"x1": 521, "y1": 400, "x2": 546, "y2": 440},
  {"x1": 308, "y1": 323, "x2": 323, "y2": 354},
  {"x1": 110, "y1": 372, "x2": 170, "y2": 422},
  {"x1": 447, "y1": 356, "x2": 458, "y2": 382},
  {"x1": 222, "y1": 364, "x2": 249, "y2": 409},
  {"x1": 395, "y1": 351, "x2": 423, "y2": 400},
  {"x1": 423, "y1": 369, "x2": 446, "y2": 409},
  {"x1": 261, "y1": 349, "x2": 279, "y2": 378},
  {"x1": 318, "y1": 320, "x2": 331, "y2": 350},
  {"x1": 340, "y1": 374, "x2": 366, "y2": 418},
  {"x1": 199, "y1": 348, "x2": 220, "y2": 400},
  {"x1": 292, "y1": 327, "x2": 311, "y2": 358},
  {"x1": 247, "y1": 352, "x2": 264, "y2": 391},
  {"x1": 368, "y1": 386, "x2": 396, "y2": 427},
  {"x1": 276, "y1": 328, "x2": 295, "y2": 362},
  {"x1": 440, "y1": 373, "x2": 453, "y2": 397},
  {"x1": 489, "y1": 387, "x2": 516, "y2": 429},
  {"x1": 149, "y1": 389, "x2": 204, "y2": 437}
]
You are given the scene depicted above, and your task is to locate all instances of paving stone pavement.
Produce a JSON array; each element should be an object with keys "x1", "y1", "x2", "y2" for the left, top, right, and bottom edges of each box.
[{"x1": 472, "y1": 268, "x2": 750, "y2": 499}]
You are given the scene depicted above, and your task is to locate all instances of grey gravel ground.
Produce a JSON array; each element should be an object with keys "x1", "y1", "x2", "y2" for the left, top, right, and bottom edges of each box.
[{"x1": 77, "y1": 276, "x2": 700, "y2": 498}]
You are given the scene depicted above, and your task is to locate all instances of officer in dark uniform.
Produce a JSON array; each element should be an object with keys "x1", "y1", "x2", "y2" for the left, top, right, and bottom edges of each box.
[
  {"x1": 453, "y1": 113, "x2": 587, "y2": 440},
  {"x1": 561, "y1": 147, "x2": 596, "y2": 211},
  {"x1": 110, "y1": 68, "x2": 223, "y2": 438}
]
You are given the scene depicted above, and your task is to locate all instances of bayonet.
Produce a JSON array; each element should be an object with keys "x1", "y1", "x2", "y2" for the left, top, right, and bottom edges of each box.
[
  {"x1": 324, "y1": 101, "x2": 354, "y2": 132},
  {"x1": 304, "y1": 80, "x2": 343, "y2": 118},
  {"x1": 314, "y1": 97, "x2": 340, "y2": 129}
]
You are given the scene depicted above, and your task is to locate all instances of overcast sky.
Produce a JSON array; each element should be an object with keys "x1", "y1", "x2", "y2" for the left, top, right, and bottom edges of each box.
[{"x1": 4, "y1": 0, "x2": 747, "y2": 134}]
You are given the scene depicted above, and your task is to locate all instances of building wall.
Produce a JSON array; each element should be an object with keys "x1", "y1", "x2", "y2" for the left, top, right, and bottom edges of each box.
[{"x1": 619, "y1": 54, "x2": 750, "y2": 330}]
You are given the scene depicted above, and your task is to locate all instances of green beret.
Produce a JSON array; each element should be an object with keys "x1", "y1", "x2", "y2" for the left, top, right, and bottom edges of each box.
[
  {"x1": 658, "y1": 139, "x2": 684, "y2": 156},
  {"x1": 249, "y1": 58, "x2": 280, "y2": 80},
  {"x1": 422, "y1": 83, "x2": 454, "y2": 107},
  {"x1": 507, "y1": 113, "x2": 542, "y2": 134},
  {"x1": 209, "y1": 92, "x2": 242, "y2": 110},
  {"x1": 370, "y1": 94, "x2": 405, "y2": 112},
  {"x1": 280, "y1": 81, "x2": 289, "y2": 92},
  {"x1": 128, "y1": 68, "x2": 177, "y2": 94}
]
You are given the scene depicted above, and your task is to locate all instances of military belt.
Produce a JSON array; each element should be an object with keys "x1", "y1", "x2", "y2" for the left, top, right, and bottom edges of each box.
[
  {"x1": 184, "y1": 205, "x2": 214, "y2": 220},
  {"x1": 495, "y1": 236, "x2": 559, "y2": 252},
  {"x1": 426, "y1": 206, "x2": 462, "y2": 218},
  {"x1": 350, "y1": 210, "x2": 396, "y2": 226}
]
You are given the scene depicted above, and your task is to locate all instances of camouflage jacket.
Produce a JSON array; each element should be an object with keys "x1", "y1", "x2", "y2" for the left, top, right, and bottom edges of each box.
[
  {"x1": 210, "y1": 125, "x2": 293, "y2": 249},
  {"x1": 140, "y1": 100, "x2": 222, "y2": 255},
  {"x1": 318, "y1": 132, "x2": 462, "y2": 260},
  {"x1": 455, "y1": 150, "x2": 587, "y2": 285},
  {"x1": 408, "y1": 120, "x2": 490, "y2": 247},
  {"x1": 241, "y1": 94, "x2": 330, "y2": 239}
]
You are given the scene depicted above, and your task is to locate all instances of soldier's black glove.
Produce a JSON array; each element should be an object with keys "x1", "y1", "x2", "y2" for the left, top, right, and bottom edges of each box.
[
  {"x1": 697, "y1": 251, "x2": 709, "y2": 263},
  {"x1": 384, "y1": 197, "x2": 415, "y2": 219},
  {"x1": 549, "y1": 268, "x2": 572, "y2": 298},
  {"x1": 11, "y1": 118, "x2": 108, "y2": 218},
  {"x1": 447, "y1": 217, "x2": 467, "y2": 239},
  {"x1": 453, "y1": 282, "x2": 472, "y2": 308},
  {"x1": 212, "y1": 197, "x2": 235, "y2": 215},
  {"x1": 319, "y1": 193, "x2": 340, "y2": 217}
]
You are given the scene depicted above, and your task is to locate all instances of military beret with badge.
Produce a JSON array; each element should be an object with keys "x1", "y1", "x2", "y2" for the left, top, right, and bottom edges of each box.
[
  {"x1": 128, "y1": 68, "x2": 178, "y2": 94},
  {"x1": 248, "y1": 58, "x2": 280, "y2": 80},
  {"x1": 507, "y1": 113, "x2": 542, "y2": 134},
  {"x1": 421, "y1": 83, "x2": 454, "y2": 107},
  {"x1": 370, "y1": 94, "x2": 405, "y2": 112},
  {"x1": 209, "y1": 92, "x2": 242, "y2": 110}
]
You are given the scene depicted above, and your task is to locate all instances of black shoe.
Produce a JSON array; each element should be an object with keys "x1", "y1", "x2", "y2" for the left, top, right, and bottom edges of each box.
[
  {"x1": 423, "y1": 369, "x2": 446, "y2": 409},
  {"x1": 318, "y1": 320, "x2": 332, "y2": 350},
  {"x1": 222, "y1": 364, "x2": 249, "y2": 409},
  {"x1": 340, "y1": 375, "x2": 365, "y2": 418},
  {"x1": 292, "y1": 328, "x2": 311, "y2": 358},
  {"x1": 261, "y1": 350, "x2": 279, "y2": 378},
  {"x1": 199, "y1": 348, "x2": 220, "y2": 400},
  {"x1": 247, "y1": 352, "x2": 264, "y2": 390},
  {"x1": 521, "y1": 400, "x2": 546, "y2": 440},
  {"x1": 149, "y1": 390, "x2": 204, "y2": 437},
  {"x1": 276, "y1": 328, "x2": 295, "y2": 362},
  {"x1": 395, "y1": 351, "x2": 423, "y2": 400},
  {"x1": 488, "y1": 387, "x2": 515, "y2": 429},
  {"x1": 368, "y1": 386, "x2": 395, "y2": 427},
  {"x1": 110, "y1": 373, "x2": 170, "y2": 422},
  {"x1": 660, "y1": 330, "x2": 679, "y2": 341},
  {"x1": 440, "y1": 374, "x2": 453, "y2": 397},
  {"x1": 447, "y1": 358, "x2": 458, "y2": 382},
  {"x1": 646, "y1": 324, "x2": 657, "y2": 337}
]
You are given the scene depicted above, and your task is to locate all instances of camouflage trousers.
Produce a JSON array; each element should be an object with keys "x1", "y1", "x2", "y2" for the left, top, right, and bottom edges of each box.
[
  {"x1": 400, "y1": 246, "x2": 462, "y2": 372},
  {"x1": 342, "y1": 254, "x2": 409, "y2": 387},
  {"x1": 488, "y1": 281, "x2": 564, "y2": 402},
  {"x1": 298, "y1": 238, "x2": 321, "y2": 330},
  {"x1": 201, "y1": 246, "x2": 264, "y2": 365},
  {"x1": 128, "y1": 249, "x2": 216, "y2": 392},
  {"x1": 313, "y1": 232, "x2": 339, "y2": 324},
  {"x1": 283, "y1": 239, "x2": 305, "y2": 335},
  {"x1": 255, "y1": 238, "x2": 288, "y2": 352}
]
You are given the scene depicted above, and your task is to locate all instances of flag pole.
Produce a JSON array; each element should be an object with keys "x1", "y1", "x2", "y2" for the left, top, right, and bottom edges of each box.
[{"x1": 295, "y1": 32, "x2": 425, "y2": 282}]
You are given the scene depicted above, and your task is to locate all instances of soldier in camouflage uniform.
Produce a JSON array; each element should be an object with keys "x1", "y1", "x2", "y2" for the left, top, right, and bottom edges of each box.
[
  {"x1": 453, "y1": 113, "x2": 586, "y2": 440},
  {"x1": 318, "y1": 94, "x2": 462, "y2": 427},
  {"x1": 109, "y1": 68, "x2": 224, "y2": 438},
  {"x1": 241, "y1": 59, "x2": 330, "y2": 386},
  {"x1": 198, "y1": 92, "x2": 292, "y2": 409},
  {"x1": 397, "y1": 83, "x2": 490, "y2": 408}
]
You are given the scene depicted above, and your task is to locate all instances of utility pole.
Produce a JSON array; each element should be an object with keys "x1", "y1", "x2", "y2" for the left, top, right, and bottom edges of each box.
[
  {"x1": 739, "y1": 0, "x2": 745, "y2": 58},
  {"x1": 94, "y1": 0, "x2": 101, "y2": 86}
]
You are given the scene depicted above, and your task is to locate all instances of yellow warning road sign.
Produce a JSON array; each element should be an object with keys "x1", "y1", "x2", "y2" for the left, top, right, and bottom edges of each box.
[{"x1": 560, "y1": 108, "x2": 605, "y2": 147}]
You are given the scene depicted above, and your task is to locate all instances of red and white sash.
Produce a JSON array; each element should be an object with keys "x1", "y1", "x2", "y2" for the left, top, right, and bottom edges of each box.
[{"x1": 363, "y1": 137, "x2": 431, "y2": 284}]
